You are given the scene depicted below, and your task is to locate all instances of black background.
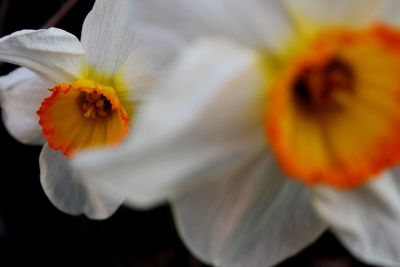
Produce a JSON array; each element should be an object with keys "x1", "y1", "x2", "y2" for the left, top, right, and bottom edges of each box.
[{"x1": 0, "y1": 1, "x2": 376, "y2": 266}]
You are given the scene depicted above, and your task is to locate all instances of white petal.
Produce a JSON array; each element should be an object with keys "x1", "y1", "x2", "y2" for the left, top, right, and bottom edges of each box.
[
  {"x1": 133, "y1": 26, "x2": 187, "y2": 72},
  {"x1": 73, "y1": 39, "x2": 267, "y2": 208},
  {"x1": 312, "y1": 172, "x2": 400, "y2": 266},
  {"x1": 129, "y1": 0, "x2": 294, "y2": 55},
  {"x1": 114, "y1": 48, "x2": 156, "y2": 102},
  {"x1": 0, "y1": 68, "x2": 50, "y2": 145},
  {"x1": 172, "y1": 154, "x2": 326, "y2": 267},
  {"x1": 284, "y1": 0, "x2": 386, "y2": 28},
  {"x1": 40, "y1": 144, "x2": 123, "y2": 220},
  {"x1": 81, "y1": 0, "x2": 137, "y2": 77},
  {"x1": 0, "y1": 28, "x2": 87, "y2": 84},
  {"x1": 379, "y1": 0, "x2": 400, "y2": 26}
]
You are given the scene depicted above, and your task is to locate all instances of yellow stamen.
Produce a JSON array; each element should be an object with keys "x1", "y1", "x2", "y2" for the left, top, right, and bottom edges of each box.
[{"x1": 81, "y1": 92, "x2": 111, "y2": 119}]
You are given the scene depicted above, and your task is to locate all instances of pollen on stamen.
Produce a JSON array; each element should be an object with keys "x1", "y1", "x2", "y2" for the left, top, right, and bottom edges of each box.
[{"x1": 81, "y1": 92, "x2": 112, "y2": 119}]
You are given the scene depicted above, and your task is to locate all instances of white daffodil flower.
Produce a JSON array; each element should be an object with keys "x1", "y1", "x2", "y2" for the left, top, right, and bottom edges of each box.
[
  {"x1": 0, "y1": 0, "x2": 163, "y2": 219},
  {"x1": 73, "y1": 0, "x2": 400, "y2": 266}
]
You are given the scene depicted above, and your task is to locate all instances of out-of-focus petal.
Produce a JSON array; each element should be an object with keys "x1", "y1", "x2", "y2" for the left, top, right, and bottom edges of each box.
[
  {"x1": 40, "y1": 144, "x2": 123, "y2": 219},
  {"x1": 379, "y1": 0, "x2": 400, "y2": 26},
  {"x1": 81, "y1": 0, "x2": 137, "y2": 77},
  {"x1": 128, "y1": 0, "x2": 294, "y2": 55},
  {"x1": 284, "y1": 0, "x2": 386, "y2": 29},
  {"x1": 172, "y1": 154, "x2": 326, "y2": 267},
  {"x1": 312, "y1": 172, "x2": 400, "y2": 266},
  {"x1": 0, "y1": 28, "x2": 86, "y2": 84},
  {"x1": 73, "y1": 39, "x2": 266, "y2": 208},
  {"x1": 0, "y1": 68, "x2": 50, "y2": 144}
]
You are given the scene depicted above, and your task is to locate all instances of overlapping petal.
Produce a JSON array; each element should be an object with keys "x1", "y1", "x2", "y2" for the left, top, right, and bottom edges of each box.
[
  {"x1": 312, "y1": 172, "x2": 400, "y2": 267},
  {"x1": 128, "y1": 0, "x2": 294, "y2": 54},
  {"x1": 0, "y1": 1, "x2": 397, "y2": 266},
  {"x1": 0, "y1": 68, "x2": 50, "y2": 144},
  {"x1": 89, "y1": 1, "x2": 400, "y2": 266},
  {"x1": 0, "y1": 28, "x2": 87, "y2": 84},
  {"x1": 40, "y1": 144, "x2": 123, "y2": 219},
  {"x1": 173, "y1": 154, "x2": 326, "y2": 267},
  {"x1": 74, "y1": 39, "x2": 266, "y2": 207}
]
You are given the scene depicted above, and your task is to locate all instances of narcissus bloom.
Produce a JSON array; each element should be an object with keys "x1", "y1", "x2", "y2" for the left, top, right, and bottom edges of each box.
[
  {"x1": 0, "y1": 0, "x2": 156, "y2": 219},
  {"x1": 73, "y1": 0, "x2": 400, "y2": 266}
]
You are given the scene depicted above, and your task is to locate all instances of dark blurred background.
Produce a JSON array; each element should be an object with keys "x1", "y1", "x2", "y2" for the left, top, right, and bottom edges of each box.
[{"x1": 0, "y1": 1, "x2": 377, "y2": 266}]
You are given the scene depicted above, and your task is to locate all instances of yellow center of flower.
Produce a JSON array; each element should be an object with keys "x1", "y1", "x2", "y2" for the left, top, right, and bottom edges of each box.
[
  {"x1": 37, "y1": 79, "x2": 131, "y2": 158},
  {"x1": 266, "y1": 25, "x2": 400, "y2": 189}
]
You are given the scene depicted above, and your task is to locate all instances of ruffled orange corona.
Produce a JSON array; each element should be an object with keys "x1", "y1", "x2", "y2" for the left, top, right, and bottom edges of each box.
[
  {"x1": 38, "y1": 80, "x2": 130, "y2": 158},
  {"x1": 267, "y1": 25, "x2": 400, "y2": 189}
]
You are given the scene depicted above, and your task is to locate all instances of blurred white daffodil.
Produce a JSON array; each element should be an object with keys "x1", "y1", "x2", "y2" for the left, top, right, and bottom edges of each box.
[
  {"x1": 73, "y1": 0, "x2": 400, "y2": 266},
  {"x1": 0, "y1": 0, "x2": 160, "y2": 219}
]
